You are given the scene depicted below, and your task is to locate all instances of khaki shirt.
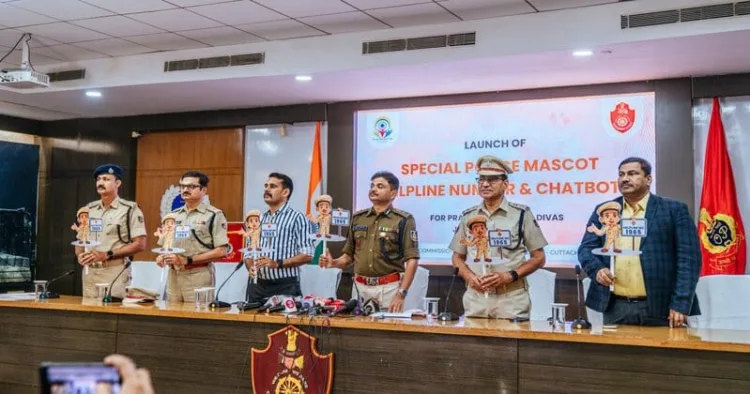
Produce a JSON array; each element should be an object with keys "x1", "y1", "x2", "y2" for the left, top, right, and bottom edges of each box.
[
  {"x1": 79, "y1": 198, "x2": 147, "y2": 256},
  {"x1": 164, "y1": 202, "x2": 229, "y2": 257},
  {"x1": 342, "y1": 207, "x2": 420, "y2": 277},
  {"x1": 449, "y1": 198, "x2": 548, "y2": 271}
]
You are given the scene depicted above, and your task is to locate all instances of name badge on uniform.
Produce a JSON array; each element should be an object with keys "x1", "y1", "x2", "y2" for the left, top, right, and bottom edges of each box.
[
  {"x1": 331, "y1": 209, "x2": 350, "y2": 226},
  {"x1": 89, "y1": 219, "x2": 103, "y2": 233},
  {"x1": 175, "y1": 225, "x2": 191, "y2": 239},
  {"x1": 489, "y1": 229, "x2": 512, "y2": 247},
  {"x1": 621, "y1": 218, "x2": 647, "y2": 237},
  {"x1": 262, "y1": 223, "x2": 278, "y2": 238}
]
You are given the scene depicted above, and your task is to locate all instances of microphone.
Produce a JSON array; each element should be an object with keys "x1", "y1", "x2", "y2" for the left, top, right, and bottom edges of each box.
[
  {"x1": 102, "y1": 262, "x2": 132, "y2": 303},
  {"x1": 437, "y1": 267, "x2": 460, "y2": 321},
  {"x1": 331, "y1": 298, "x2": 359, "y2": 316},
  {"x1": 40, "y1": 270, "x2": 74, "y2": 299},
  {"x1": 238, "y1": 301, "x2": 262, "y2": 311},
  {"x1": 572, "y1": 265, "x2": 592, "y2": 329},
  {"x1": 209, "y1": 261, "x2": 244, "y2": 309},
  {"x1": 352, "y1": 278, "x2": 364, "y2": 315},
  {"x1": 258, "y1": 295, "x2": 281, "y2": 312}
]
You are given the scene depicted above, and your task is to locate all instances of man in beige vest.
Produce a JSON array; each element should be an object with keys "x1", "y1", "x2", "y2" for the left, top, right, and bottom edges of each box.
[
  {"x1": 75, "y1": 164, "x2": 147, "y2": 298},
  {"x1": 157, "y1": 171, "x2": 229, "y2": 302}
]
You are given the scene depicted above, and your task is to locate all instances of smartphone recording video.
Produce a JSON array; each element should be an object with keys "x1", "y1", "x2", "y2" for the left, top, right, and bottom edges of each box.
[{"x1": 39, "y1": 363, "x2": 122, "y2": 394}]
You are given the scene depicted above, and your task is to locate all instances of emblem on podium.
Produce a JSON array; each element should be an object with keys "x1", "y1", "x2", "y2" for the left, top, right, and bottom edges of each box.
[{"x1": 251, "y1": 325, "x2": 333, "y2": 394}]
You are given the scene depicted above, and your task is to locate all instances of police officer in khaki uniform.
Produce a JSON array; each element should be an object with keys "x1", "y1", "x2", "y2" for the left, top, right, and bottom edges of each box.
[
  {"x1": 156, "y1": 171, "x2": 229, "y2": 302},
  {"x1": 75, "y1": 164, "x2": 147, "y2": 298},
  {"x1": 321, "y1": 171, "x2": 419, "y2": 312},
  {"x1": 449, "y1": 155, "x2": 548, "y2": 319}
]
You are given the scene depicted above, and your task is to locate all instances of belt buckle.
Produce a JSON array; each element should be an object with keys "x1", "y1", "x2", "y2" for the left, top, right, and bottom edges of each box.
[{"x1": 366, "y1": 277, "x2": 378, "y2": 286}]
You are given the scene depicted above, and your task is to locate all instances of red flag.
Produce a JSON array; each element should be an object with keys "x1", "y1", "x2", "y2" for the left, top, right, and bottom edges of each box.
[{"x1": 698, "y1": 97, "x2": 746, "y2": 275}]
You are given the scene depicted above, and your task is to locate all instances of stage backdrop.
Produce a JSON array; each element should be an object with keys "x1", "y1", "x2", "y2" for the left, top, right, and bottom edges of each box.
[
  {"x1": 693, "y1": 97, "x2": 750, "y2": 273},
  {"x1": 354, "y1": 93, "x2": 656, "y2": 265}
]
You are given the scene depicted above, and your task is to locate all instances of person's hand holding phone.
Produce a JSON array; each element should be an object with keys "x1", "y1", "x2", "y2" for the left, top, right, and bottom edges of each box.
[{"x1": 104, "y1": 355, "x2": 154, "y2": 394}]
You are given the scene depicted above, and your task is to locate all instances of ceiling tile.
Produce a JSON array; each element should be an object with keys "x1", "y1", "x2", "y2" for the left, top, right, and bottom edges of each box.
[
  {"x1": 237, "y1": 19, "x2": 324, "y2": 40},
  {"x1": 75, "y1": 38, "x2": 156, "y2": 56},
  {"x1": 528, "y1": 0, "x2": 618, "y2": 11},
  {"x1": 1, "y1": 47, "x2": 64, "y2": 66},
  {"x1": 32, "y1": 43, "x2": 110, "y2": 61},
  {"x1": 367, "y1": 3, "x2": 460, "y2": 28},
  {"x1": 0, "y1": 29, "x2": 31, "y2": 47},
  {"x1": 163, "y1": 0, "x2": 233, "y2": 6},
  {"x1": 441, "y1": 0, "x2": 535, "y2": 20},
  {"x1": 179, "y1": 26, "x2": 264, "y2": 46},
  {"x1": 0, "y1": 3, "x2": 57, "y2": 27},
  {"x1": 10, "y1": 0, "x2": 113, "y2": 20},
  {"x1": 189, "y1": 1, "x2": 286, "y2": 25},
  {"x1": 252, "y1": 0, "x2": 356, "y2": 18},
  {"x1": 80, "y1": 0, "x2": 177, "y2": 14},
  {"x1": 344, "y1": 0, "x2": 432, "y2": 10},
  {"x1": 23, "y1": 22, "x2": 110, "y2": 43},
  {"x1": 299, "y1": 11, "x2": 388, "y2": 34},
  {"x1": 71, "y1": 16, "x2": 166, "y2": 37},
  {"x1": 128, "y1": 9, "x2": 223, "y2": 32},
  {"x1": 127, "y1": 32, "x2": 209, "y2": 51}
]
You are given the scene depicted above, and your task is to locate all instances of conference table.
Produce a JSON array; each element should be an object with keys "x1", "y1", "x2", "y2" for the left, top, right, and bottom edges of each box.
[{"x1": 1, "y1": 297, "x2": 750, "y2": 394}]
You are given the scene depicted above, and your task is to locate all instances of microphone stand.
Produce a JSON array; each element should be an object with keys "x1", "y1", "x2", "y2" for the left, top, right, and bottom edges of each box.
[
  {"x1": 41, "y1": 270, "x2": 74, "y2": 299},
  {"x1": 210, "y1": 261, "x2": 244, "y2": 309},
  {"x1": 572, "y1": 265, "x2": 591, "y2": 329},
  {"x1": 437, "y1": 267, "x2": 460, "y2": 321},
  {"x1": 103, "y1": 262, "x2": 131, "y2": 303}
]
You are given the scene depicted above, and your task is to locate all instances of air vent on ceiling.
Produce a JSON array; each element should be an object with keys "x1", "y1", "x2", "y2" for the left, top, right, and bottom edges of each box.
[
  {"x1": 362, "y1": 32, "x2": 475, "y2": 55},
  {"x1": 47, "y1": 69, "x2": 86, "y2": 83},
  {"x1": 621, "y1": 1, "x2": 750, "y2": 29},
  {"x1": 163, "y1": 52, "x2": 265, "y2": 72}
]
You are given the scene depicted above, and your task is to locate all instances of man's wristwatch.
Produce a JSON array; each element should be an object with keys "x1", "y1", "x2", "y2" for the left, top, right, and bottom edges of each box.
[
  {"x1": 106, "y1": 251, "x2": 114, "y2": 261},
  {"x1": 186, "y1": 256, "x2": 194, "y2": 266},
  {"x1": 509, "y1": 270, "x2": 520, "y2": 282},
  {"x1": 398, "y1": 288, "x2": 408, "y2": 297},
  {"x1": 276, "y1": 259, "x2": 284, "y2": 268}
]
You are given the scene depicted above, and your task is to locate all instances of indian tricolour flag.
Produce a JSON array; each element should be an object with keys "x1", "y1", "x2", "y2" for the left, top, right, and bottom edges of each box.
[{"x1": 306, "y1": 122, "x2": 324, "y2": 264}]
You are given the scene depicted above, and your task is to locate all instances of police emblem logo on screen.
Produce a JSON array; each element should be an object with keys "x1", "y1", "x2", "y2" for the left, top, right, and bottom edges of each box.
[{"x1": 600, "y1": 95, "x2": 650, "y2": 139}]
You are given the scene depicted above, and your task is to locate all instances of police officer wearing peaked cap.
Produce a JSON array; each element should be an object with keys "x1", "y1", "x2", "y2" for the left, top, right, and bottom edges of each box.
[
  {"x1": 74, "y1": 164, "x2": 147, "y2": 299},
  {"x1": 449, "y1": 155, "x2": 548, "y2": 319}
]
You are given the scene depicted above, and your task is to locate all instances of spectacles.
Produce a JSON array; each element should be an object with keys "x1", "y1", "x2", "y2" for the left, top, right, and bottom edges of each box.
[
  {"x1": 475, "y1": 175, "x2": 507, "y2": 184},
  {"x1": 178, "y1": 183, "x2": 201, "y2": 190}
]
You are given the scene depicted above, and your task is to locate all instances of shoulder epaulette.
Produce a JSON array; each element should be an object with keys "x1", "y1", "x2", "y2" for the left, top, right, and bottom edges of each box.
[
  {"x1": 461, "y1": 205, "x2": 479, "y2": 215},
  {"x1": 119, "y1": 199, "x2": 135, "y2": 208},
  {"x1": 353, "y1": 208, "x2": 369, "y2": 217},
  {"x1": 390, "y1": 208, "x2": 413, "y2": 219},
  {"x1": 206, "y1": 206, "x2": 222, "y2": 215},
  {"x1": 87, "y1": 201, "x2": 99, "y2": 209},
  {"x1": 508, "y1": 202, "x2": 530, "y2": 211}
]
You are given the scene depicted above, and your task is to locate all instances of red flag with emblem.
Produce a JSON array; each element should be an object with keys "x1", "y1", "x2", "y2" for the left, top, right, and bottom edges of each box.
[{"x1": 698, "y1": 97, "x2": 746, "y2": 276}]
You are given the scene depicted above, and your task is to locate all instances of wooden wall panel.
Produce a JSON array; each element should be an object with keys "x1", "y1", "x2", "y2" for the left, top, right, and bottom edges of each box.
[{"x1": 134, "y1": 128, "x2": 244, "y2": 261}]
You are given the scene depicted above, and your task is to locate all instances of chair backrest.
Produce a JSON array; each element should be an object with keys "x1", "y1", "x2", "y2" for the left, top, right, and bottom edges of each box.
[
  {"x1": 527, "y1": 268, "x2": 556, "y2": 321},
  {"x1": 213, "y1": 263, "x2": 249, "y2": 303},
  {"x1": 130, "y1": 261, "x2": 167, "y2": 300},
  {"x1": 404, "y1": 266, "x2": 430, "y2": 311},
  {"x1": 300, "y1": 265, "x2": 342, "y2": 299},
  {"x1": 690, "y1": 275, "x2": 750, "y2": 329},
  {"x1": 582, "y1": 277, "x2": 603, "y2": 326}
]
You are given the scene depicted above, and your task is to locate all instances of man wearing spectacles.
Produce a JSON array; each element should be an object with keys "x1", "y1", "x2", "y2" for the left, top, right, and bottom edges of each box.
[
  {"x1": 449, "y1": 155, "x2": 548, "y2": 319},
  {"x1": 156, "y1": 171, "x2": 229, "y2": 302}
]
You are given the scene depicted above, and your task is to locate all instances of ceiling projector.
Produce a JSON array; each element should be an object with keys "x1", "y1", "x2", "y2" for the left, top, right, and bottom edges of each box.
[
  {"x1": 0, "y1": 68, "x2": 49, "y2": 89},
  {"x1": 0, "y1": 33, "x2": 49, "y2": 89}
]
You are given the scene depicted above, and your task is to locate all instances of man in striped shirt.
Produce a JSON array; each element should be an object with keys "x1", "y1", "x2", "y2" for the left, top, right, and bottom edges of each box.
[{"x1": 245, "y1": 172, "x2": 315, "y2": 303}]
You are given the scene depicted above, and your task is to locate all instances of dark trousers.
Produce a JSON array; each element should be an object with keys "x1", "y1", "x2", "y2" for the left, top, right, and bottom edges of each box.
[
  {"x1": 246, "y1": 277, "x2": 301, "y2": 303},
  {"x1": 604, "y1": 298, "x2": 668, "y2": 326}
]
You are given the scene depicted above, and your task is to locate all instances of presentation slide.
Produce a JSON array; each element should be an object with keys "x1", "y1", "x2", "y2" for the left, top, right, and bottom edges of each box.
[{"x1": 354, "y1": 93, "x2": 656, "y2": 265}]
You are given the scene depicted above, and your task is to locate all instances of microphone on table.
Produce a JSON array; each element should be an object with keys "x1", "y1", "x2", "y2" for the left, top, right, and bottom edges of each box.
[
  {"x1": 330, "y1": 298, "x2": 359, "y2": 316},
  {"x1": 209, "y1": 261, "x2": 244, "y2": 309},
  {"x1": 572, "y1": 265, "x2": 592, "y2": 329},
  {"x1": 40, "y1": 270, "x2": 74, "y2": 299},
  {"x1": 352, "y1": 278, "x2": 364, "y2": 315},
  {"x1": 103, "y1": 262, "x2": 132, "y2": 303},
  {"x1": 437, "y1": 267, "x2": 460, "y2": 321}
]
